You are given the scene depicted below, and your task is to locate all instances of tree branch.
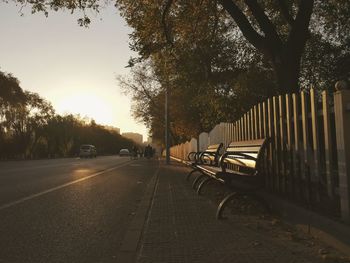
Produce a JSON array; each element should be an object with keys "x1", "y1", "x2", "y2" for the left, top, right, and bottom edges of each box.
[
  {"x1": 138, "y1": 82, "x2": 160, "y2": 111},
  {"x1": 191, "y1": 0, "x2": 205, "y2": 40},
  {"x1": 161, "y1": 0, "x2": 174, "y2": 47},
  {"x1": 277, "y1": 0, "x2": 295, "y2": 26},
  {"x1": 287, "y1": 0, "x2": 314, "y2": 53},
  {"x1": 220, "y1": 0, "x2": 266, "y2": 51},
  {"x1": 121, "y1": 69, "x2": 162, "y2": 112},
  {"x1": 244, "y1": 0, "x2": 282, "y2": 45},
  {"x1": 210, "y1": 0, "x2": 220, "y2": 41}
]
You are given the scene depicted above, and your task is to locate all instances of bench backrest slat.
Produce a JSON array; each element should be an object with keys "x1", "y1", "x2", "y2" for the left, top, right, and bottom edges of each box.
[
  {"x1": 228, "y1": 139, "x2": 266, "y2": 147},
  {"x1": 207, "y1": 144, "x2": 222, "y2": 150},
  {"x1": 222, "y1": 138, "x2": 268, "y2": 173},
  {"x1": 226, "y1": 146, "x2": 262, "y2": 153}
]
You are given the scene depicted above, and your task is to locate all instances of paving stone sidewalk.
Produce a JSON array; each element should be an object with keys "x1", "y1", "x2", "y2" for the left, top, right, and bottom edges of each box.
[{"x1": 136, "y1": 161, "x2": 348, "y2": 263}]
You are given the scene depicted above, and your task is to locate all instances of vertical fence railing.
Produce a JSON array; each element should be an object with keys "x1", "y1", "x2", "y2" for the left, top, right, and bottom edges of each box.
[
  {"x1": 170, "y1": 87, "x2": 350, "y2": 222},
  {"x1": 198, "y1": 132, "x2": 209, "y2": 151},
  {"x1": 334, "y1": 89, "x2": 350, "y2": 221}
]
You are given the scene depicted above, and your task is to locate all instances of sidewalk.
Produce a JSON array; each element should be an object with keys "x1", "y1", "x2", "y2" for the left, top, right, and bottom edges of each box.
[{"x1": 135, "y1": 160, "x2": 349, "y2": 263}]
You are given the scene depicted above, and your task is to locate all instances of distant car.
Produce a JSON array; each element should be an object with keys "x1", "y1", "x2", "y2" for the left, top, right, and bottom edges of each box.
[
  {"x1": 119, "y1": 148, "x2": 130, "y2": 157},
  {"x1": 79, "y1": 144, "x2": 97, "y2": 158}
]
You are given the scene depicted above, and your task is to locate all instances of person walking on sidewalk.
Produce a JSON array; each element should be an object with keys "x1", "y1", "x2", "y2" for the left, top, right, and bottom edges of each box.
[
  {"x1": 131, "y1": 145, "x2": 138, "y2": 160},
  {"x1": 144, "y1": 144, "x2": 152, "y2": 159}
]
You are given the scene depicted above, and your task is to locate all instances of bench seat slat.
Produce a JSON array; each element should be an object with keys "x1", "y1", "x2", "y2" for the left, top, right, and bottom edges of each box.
[
  {"x1": 195, "y1": 165, "x2": 226, "y2": 183},
  {"x1": 226, "y1": 146, "x2": 262, "y2": 153},
  {"x1": 203, "y1": 149, "x2": 219, "y2": 153},
  {"x1": 228, "y1": 139, "x2": 266, "y2": 147},
  {"x1": 207, "y1": 144, "x2": 222, "y2": 150},
  {"x1": 225, "y1": 168, "x2": 257, "y2": 177},
  {"x1": 196, "y1": 165, "x2": 222, "y2": 175},
  {"x1": 226, "y1": 153, "x2": 258, "y2": 159},
  {"x1": 224, "y1": 158, "x2": 257, "y2": 169}
]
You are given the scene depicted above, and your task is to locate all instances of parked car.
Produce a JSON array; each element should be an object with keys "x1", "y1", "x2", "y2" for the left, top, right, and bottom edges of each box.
[
  {"x1": 119, "y1": 148, "x2": 130, "y2": 157},
  {"x1": 79, "y1": 144, "x2": 97, "y2": 158}
]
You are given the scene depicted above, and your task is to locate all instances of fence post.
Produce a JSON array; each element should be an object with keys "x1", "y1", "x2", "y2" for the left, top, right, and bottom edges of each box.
[{"x1": 334, "y1": 83, "x2": 350, "y2": 222}]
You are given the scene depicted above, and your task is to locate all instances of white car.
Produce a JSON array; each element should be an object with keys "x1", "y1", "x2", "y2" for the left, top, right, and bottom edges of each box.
[
  {"x1": 119, "y1": 149, "x2": 130, "y2": 157},
  {"x1": 79, "y1": 145, "x2": 97, "y2": 158}
]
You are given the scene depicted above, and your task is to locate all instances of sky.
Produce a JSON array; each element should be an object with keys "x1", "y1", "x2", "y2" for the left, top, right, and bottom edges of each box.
[{"x1": 0, "y1": 2, "x2": 149, "y2": 140}]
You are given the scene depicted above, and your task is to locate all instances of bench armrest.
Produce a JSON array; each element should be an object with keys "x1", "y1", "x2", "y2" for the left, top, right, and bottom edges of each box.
[
  {"x1": 188, "y1": 151, "x2": 204, "y2": 163},
  {"x1": 187, "y1": 151, "x2": 196, "y2": 161},
  {"x1": 200, "y1": 152, "x2": 219, "y2": 165}
]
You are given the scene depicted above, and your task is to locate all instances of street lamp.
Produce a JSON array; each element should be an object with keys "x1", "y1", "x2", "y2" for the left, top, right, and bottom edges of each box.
[{"x1": 165, "y1": 78, "x2": 170, "y2": 165}]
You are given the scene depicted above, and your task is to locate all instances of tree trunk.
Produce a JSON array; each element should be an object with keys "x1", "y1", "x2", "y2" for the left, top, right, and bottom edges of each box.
[
  {"x1": 220, "y1": 0, "x2": 314, "y2": 95},
  {"x1": 270, "y1": 51, "x2": 301, "y2": 95}
]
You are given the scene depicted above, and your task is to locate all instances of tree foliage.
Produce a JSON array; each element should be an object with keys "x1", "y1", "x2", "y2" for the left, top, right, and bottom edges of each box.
[
  {"x1": 115, "y1": 0, "x2": 279, "y2": 143},
  {"x1": 4, "y1": 0, "x2": 350, "y2": 145},
  {"x1": 114, "y1": 0, "x2": 349, "y2": 144},
  {"x1": 0, "y1": 71, "x2": 25, "y2": 105},
  {"x1": 0, "y1": 70, "x2": 134, "y2": 159}
]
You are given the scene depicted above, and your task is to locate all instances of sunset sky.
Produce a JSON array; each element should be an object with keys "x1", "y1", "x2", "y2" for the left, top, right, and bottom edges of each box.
[{"x1": 0, "y1": 2, "x2": 148, "y2": 140}]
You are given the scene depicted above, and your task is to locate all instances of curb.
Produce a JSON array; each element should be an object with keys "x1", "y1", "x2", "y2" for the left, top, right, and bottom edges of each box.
[{"x1": 117, "y1": 161, "x2": 160, "y2": 262}]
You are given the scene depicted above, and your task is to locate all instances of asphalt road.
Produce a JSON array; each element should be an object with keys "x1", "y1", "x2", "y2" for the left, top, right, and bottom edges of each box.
[{"x1": 0, "y1": 156, "x2": 159, "y2": 263}]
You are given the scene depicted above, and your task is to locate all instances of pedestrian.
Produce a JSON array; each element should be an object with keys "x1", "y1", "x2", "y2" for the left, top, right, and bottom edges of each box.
[
  {"x1": 145, "y1": 144, "x2": 152, "y2": 159},
  {"x1": 131, "y1": 145, "x2": 138, "y2": 160}
]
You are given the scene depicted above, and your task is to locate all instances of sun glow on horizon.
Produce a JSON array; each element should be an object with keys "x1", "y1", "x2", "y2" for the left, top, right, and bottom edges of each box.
[
  {"x1": 56, "y1": 93, "x2": 114, "y2": 126},
  {"x1": 0, "y1": 2, "x2": 149, "y2": 140}
]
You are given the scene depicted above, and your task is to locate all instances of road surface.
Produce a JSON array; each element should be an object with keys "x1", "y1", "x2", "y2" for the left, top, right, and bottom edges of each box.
[{"x1": 0, "y1": 156, "x2": 158, "y2": 263}]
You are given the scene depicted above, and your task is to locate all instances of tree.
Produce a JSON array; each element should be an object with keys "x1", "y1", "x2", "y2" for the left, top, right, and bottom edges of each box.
[
  {"x1": 4, "y1": 0, "x2": 350, "y2": 143},
  {"x1": 2, "y1": 91, "x2": 55, "y2": 158},
  {"x1": 7, "y1": 0, "x2": 349, "y2": 91},
  {"x1": 0, "y1": 71, "x2": 27, "y2": 158},
  {"x1": 219, "y1": 0, "x2": 313, "y2": 94},
  {"x1": 0, "y1": 71, "x2": 25, "y2": 105},
  {"x1": 118, "y1": 55, "x2": 276, "y2": 144},
  {"x1": 0, "y1": 69, "x2": 136, "y2": 159},
  {"x1": 116, "y1": 0, "x2": 278, "y2": 143}
]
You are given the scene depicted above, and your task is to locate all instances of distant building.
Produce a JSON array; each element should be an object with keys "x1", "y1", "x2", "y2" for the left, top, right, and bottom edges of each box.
[
  {"x1": 122, "y1": 132, "x2": 143, "y2": 144},
  {"x1": 104, "y1": 125, "x2": 120, "y2": 134}
]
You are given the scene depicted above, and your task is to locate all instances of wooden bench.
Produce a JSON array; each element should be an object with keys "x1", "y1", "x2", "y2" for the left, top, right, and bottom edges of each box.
[
  {"x1": 186, "y1": 143, "x2": 223, "y2": 180},
  {"x1": 191, "y1": 138, "x2": 269, "y2": 218}
]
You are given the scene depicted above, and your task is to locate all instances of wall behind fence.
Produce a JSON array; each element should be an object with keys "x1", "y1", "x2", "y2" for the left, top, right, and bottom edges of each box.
[{"x1": 170, "y1": 88, "x2": 350, "y2": 222}]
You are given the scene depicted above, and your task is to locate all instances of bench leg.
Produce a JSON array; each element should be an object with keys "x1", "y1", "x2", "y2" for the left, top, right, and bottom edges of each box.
[
  {"x1": 216, "y1": 192, "x2": 238, "y2": 220},
  {"x1": 192, "y1": 173, "x2": 206, "y2": 190},
  {"x1": 186, "y1": 169, "x2": 200, "y2": 181},
  {"x1": 197, "y1": 177, "x2": 215, "y2": 195}
]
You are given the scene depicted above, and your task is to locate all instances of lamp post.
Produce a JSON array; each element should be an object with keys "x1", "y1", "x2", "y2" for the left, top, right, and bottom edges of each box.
[{"x1": 165, "y1": 80, "x2": 170, "y2": 165}]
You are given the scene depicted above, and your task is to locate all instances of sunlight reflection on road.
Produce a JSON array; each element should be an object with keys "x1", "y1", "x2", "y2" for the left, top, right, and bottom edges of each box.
[{"x1": 72, "y1": 169, "x2": 93, "y2": 175}]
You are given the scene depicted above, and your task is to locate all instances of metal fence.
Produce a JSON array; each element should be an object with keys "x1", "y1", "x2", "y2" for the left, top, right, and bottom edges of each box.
[{"x1": 170, "y1": 88, "x2": 350, "y2": 223}]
